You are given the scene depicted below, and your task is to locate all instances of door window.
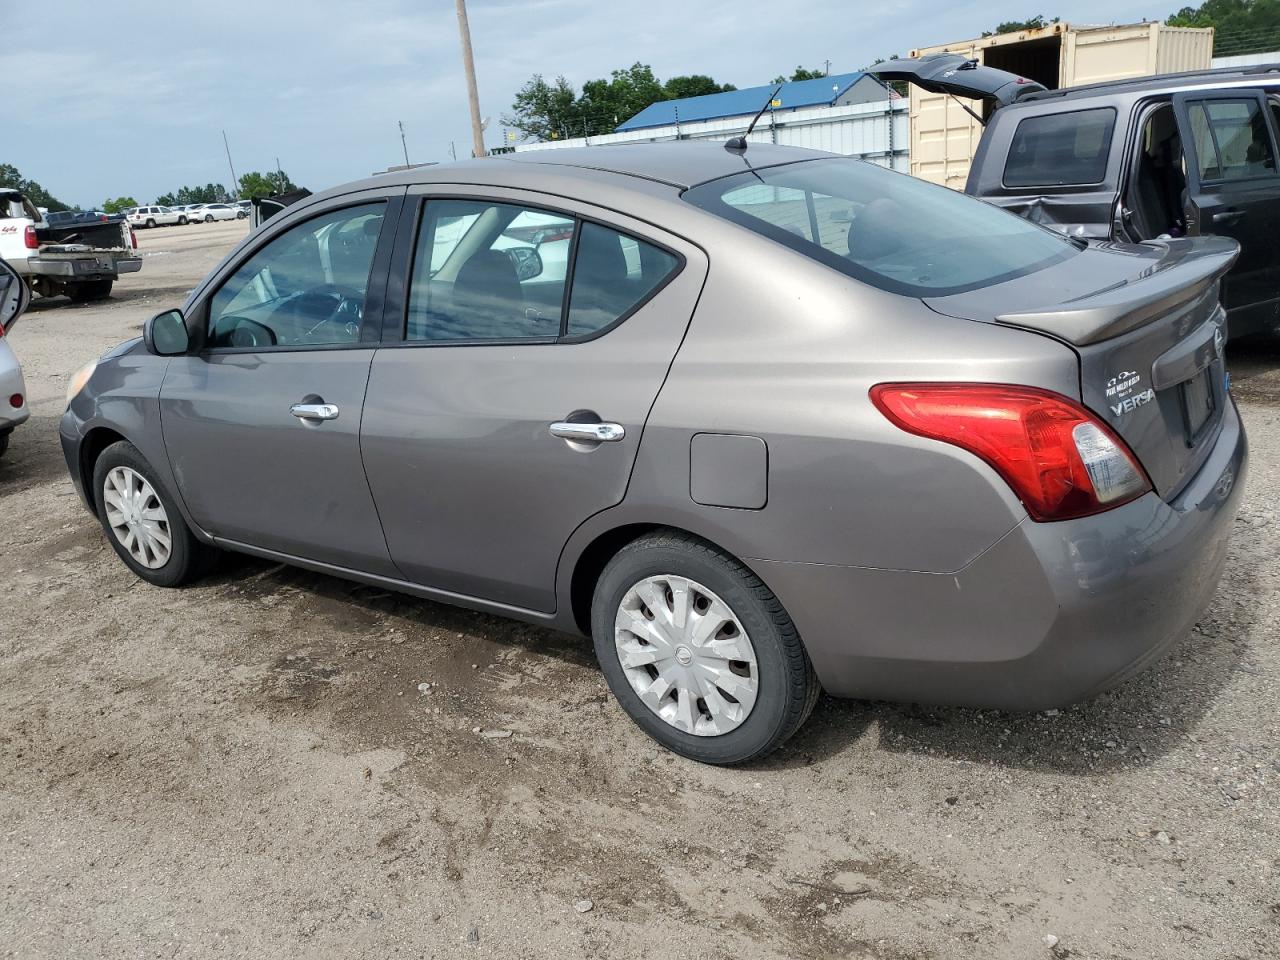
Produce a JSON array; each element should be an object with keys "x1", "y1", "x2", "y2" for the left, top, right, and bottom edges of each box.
[
  {"x1": 1186, "y1": 97, "x2": 1277, "y2": 182},
  {"x1": 565, "y1": 223, "x2": 679, "y2": 337},
  {"x1": 407, "y1": 199, "x2": 574, "y2": 341},
  {"x1": 208, "y1": 202, "x2": 385, "y2": 349},
  {"x1": 1003, "y1": 108, "x2": 1116, "y2": 187}
]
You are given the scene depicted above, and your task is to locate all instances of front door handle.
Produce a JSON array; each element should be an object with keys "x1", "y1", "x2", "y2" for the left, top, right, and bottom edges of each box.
[
  {"x1": 291, "y1": 402, "x2": 340, "y2": 422},
  {"x1": 1212, "y1": 208, "x2": 1245, "y2": 224},
  {"x1": 549, "y1": 420, "x2": 625, "y2": 443}
]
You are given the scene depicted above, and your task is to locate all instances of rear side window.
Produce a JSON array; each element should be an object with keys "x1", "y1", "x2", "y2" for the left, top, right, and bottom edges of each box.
[
  {"x1": 1185, "y1": 97, "x2": 1277, "y2": 182},
  {"x1": 566, "y1": 223, "x2": 678, "y2": 337},
  {"x1": 1003, "y1": 108, "x2": 1116, "y2": 187},
  {"x1": 407, "y1": 199, "x2": 680, "y2": 342},
  {"x1": 684, "y1": 157, "x2": 1076, "y2": 297}
]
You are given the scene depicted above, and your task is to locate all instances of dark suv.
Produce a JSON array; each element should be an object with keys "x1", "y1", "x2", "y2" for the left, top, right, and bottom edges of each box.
[{"x1": 876, "y1": 57, "x2": 1280, "y2": 339}]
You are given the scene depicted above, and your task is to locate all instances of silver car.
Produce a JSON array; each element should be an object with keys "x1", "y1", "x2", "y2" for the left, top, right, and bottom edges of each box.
[
  {"x1": 0, "y1": 258, "x2": 31, "y2": 458},
  {"x1": 59, "y1": 143, "x2": 1247, "y2": 764}
]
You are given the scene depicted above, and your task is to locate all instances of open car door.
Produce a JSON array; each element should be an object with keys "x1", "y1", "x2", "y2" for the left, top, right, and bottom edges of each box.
[
  {"x1": 870, "y1": 55, "x2": 1047, "y2": 116},
  {"x1": 1171, "y1": 87, "x2": 1280, "y2": 329},
  {"x1": 0, "y1": 257, "x2": 30, "y2": 334}
]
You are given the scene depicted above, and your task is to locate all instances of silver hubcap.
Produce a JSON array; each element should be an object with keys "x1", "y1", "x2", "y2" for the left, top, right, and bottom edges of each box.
[
  {"x1": 103, "y1": 466, "x2": 172, "y2": 569},
  {"x1": 614, "y1": 575, "x2": 759, "y2": 737}
]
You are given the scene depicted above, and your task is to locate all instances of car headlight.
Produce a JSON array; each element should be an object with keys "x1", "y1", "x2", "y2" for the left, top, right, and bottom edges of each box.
[{"x1": 66, "y1": 359, "x2": 98, "y2": 408}]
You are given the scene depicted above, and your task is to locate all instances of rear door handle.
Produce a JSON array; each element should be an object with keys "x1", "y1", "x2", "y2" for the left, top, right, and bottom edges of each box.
[
  {"x1": 549, "y1": 420, "x2": 625, "y2": 443},
  {"x1": 290, "y1": 402, "x2": 340, "y2": 422},
  {"x1": 1212, "y1": 209, "x2": 1245, "y2": 224}
]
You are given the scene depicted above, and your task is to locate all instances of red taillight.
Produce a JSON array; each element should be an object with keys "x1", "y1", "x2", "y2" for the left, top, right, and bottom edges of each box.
[
  {"x1": 23, "y1": 225, "x2": 38, "y2": 249},
  {"x1": 130, "y1": 227, "x2": 137, "y2": 249},
  {"x1": 870, "y1": 382, "x2": 1152, "y2": 522},
  {"x1": 99, "y1": 214, "x2": 108, "y2": 222},
  {"x1": 8, "y1": 393, "x2": 22, "y2": 409}
]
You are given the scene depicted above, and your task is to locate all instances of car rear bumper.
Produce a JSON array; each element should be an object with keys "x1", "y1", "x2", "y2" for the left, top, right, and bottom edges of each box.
[
  {"x1": 28, "y1": 256, "x2": 141, "y2": 279},
  {"x1": 0, "y1": 343, "x2": 29, "y2": 430},
  {"x1": 757, "y1": 398, "x2": 1248, "y2": 709}
]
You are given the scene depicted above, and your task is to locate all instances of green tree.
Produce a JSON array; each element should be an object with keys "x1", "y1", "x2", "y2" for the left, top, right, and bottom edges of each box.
[
  {"x1": 663, "y1": 74, "x2": 736, "y2": 100},
  {"x1": 983, "y1": 15, "x2": 1060, "y2": 36},
  {"x1": 156, "y1": 192, "x2": 178, "y2": 206},
  {"x1": 503, "y1": 63, "x2": 737, "y2": 141},
  {"x1": 0, "y1": 162, "x2": 70, "y2": 211},
  {"x1": 770, "y1": 66, "x2": 828, "y2": 83},
  {"x1": 102, "y1": 196, "x2": 137, "y2": 214},
  {"x1": 1168, "y1": 0, "x2": 1280, "y2": 55},
  {"x1": 237, "y1": 169, "x2": 297, "y2": 199}
]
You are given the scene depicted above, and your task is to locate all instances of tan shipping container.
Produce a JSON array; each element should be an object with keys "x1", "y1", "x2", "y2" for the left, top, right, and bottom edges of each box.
[{"x1": 908, "y1": 21, "x2": 1214, "y2": 189}]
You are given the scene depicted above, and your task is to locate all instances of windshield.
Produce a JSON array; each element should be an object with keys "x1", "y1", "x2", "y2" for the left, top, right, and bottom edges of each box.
[{"x1": 683, "y1": 157, "x2": 1077, "y2": 297}]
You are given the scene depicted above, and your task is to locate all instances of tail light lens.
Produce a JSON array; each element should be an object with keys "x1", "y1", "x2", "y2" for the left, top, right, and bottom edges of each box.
[
  {"x1": 130, "y1": 227, "x2": 137, "y2": 249},
  {"x1": 23, "y1": 225, "x2": 38, "y2": 249},
  {"x1": 870, "y1": 383, "x2": 1151, "y2": 522},
  {"x1": 9, "y1": 393, "x2": 22, "y2": 409}
]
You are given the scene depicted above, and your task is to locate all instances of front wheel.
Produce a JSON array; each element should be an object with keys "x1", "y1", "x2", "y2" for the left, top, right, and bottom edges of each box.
[
  {"x1": 204, "y1": 214, "x2": 214, "y2": 223},
  {"x1": 92, "y1": 441, "x2": 216, "y2": 587},
  {"x1": 145, "y1": 218, "x2": 156, "y2": 228},
  {"x1": 591, "y1": 532, "x2": 819, "y2": 765},
  {"x1": 178, "y1": 216, "x2": 187, "y2": 225}
]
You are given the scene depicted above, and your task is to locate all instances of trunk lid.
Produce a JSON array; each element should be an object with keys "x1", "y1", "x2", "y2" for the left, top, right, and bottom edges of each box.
[
  {"x1": 869, "y1": 54, "x2": 1047, "y2": 111},
  {"x1": 926, "y1": 236, "x2": 1239, "y2": 498}
]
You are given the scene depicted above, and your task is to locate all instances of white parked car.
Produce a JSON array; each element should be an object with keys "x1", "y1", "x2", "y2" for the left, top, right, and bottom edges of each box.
[
  {"x1": 127, "y1": 205, "x2": 186, "y2": 228},
  {"x1": 0, "y1": 257, "x2": 31, "y2": 459},
  {"x1": 189, "y1": 203, "x2": 243, "y2": 223}
]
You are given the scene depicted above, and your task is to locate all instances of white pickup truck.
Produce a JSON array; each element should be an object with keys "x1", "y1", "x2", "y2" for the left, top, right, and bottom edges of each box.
[{"x1": 1, "y1": 189, "x2": 142, "y2": 302}]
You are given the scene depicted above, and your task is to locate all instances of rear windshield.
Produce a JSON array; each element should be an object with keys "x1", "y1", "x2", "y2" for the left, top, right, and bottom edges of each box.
[
  {"x1": 1004, "y1": 108, "x2": 1117, "y2": 187},
  {"x1": 683, "y1": 157, "x2": 1077, "y2": 297}
]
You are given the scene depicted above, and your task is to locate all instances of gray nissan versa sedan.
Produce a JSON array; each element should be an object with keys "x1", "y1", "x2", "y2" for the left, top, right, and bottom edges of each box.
[{"x1": 60, "y1": 142, "x2": 1247, "y2": 764}]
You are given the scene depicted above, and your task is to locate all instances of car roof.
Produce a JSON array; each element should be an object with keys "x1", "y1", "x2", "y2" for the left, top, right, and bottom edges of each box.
[
  {"x1": 1016, "y1": 62, "x2": 1280, "y2": 107},
  {"x1": 350, "y1": 141, "x2": 833, "y2": 193}
]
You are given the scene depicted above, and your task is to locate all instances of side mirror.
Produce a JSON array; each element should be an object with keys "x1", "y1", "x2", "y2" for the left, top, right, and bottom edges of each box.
[
  {"x1": 507, "y1": 246, "x2": 544, "y2": 282},
  {"x1": 143, "y1": 309, "x2": 191, "y2": 356},
  {"x1": 0, "y1": 257, "x2": 30, "y2": 334}
]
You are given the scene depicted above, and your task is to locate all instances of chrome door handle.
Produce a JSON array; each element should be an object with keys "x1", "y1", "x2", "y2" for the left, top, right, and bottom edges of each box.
[
  {"x1": 290, "y1": 402, "x2": 340, "y2": 421},
  {"x1": 549, "y1": 420, "x2": 625, "y2": 443},
  {"x1": 1212, "y1": 209, "x2": 1245, "y2": 224}
]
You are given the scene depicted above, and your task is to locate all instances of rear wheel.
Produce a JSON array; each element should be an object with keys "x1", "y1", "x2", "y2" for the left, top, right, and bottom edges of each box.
[
  {"x1": 204, "y1": 214, "x2": 214, "y2": 223},
  {"x1": 68, "y1": 279, "x2": 113, "y2": 302},
  {"x1": 0, "y1": 431, "x2": 9, "y2": 460},
  {"x1": 591, "y1": 532, "x2": 819, "y2": 765},
  {"x1": 92, "y1": 441, "x2": 216, "y2": 587},
  {"x1": 178, "y1": 216, "x2": 187, "y2": 225}
]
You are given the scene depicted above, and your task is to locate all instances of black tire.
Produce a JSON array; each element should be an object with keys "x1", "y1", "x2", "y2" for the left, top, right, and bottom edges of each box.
[
  {"x1": 178, "y1": 216, "x2": 187, "y2": 225},
  {"x1": 591, "y1": 532, "x2": 820, "y2": 765},
  {"x1": 92, "y1": 440, "x2": 216, "y2": 587},
  {"x1": 204, "y1": 214, "x2": 214, "y2": 223},
  {"x1": 0, "y1": 431, "x2": 9, "y2": 460},
  {"x1": 236, "y1": 211, "x2": 246, "y2": 219},
  {"x1": 68, "y1": 279, "x2": 113, "y2": 302},
  {"x1": 145, "y1": 218, "x2": 156, "y2": 228}
]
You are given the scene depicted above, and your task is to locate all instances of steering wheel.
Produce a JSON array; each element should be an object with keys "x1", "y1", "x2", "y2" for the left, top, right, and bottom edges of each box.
[{"x1": 297, "y1": 283, "x2": 365, "y2": 339}]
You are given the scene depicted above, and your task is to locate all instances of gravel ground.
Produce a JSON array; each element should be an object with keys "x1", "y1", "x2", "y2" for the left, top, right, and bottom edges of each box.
[{"x1": 1, "y1": 219, "x2": 1277, "y2": 960}]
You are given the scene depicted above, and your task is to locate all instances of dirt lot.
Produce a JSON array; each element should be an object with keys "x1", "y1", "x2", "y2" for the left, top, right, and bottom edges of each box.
[{"x1": 1, "y1": 219, "x2": 1277, "y2": 960}]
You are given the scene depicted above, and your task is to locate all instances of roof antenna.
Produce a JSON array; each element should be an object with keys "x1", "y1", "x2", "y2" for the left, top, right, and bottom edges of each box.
[{"x1": 725, "y1": 84, "x2": 784, "y2": 153}]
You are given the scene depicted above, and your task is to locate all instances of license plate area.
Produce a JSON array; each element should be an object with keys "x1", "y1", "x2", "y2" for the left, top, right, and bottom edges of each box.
[{"x1": 1180, "y1": 367, "x2": 1216, "y2": 446}]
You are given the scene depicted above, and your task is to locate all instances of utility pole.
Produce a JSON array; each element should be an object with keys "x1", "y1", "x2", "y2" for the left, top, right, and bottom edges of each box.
[
  {"x1": 823, "y1": 59, "x2": 832, "y2": 76},
  {"x1": 449, "y1": 140, "x2": 457, "y2": 162},
  {"x1": 399, "y1": 121, "x2": 410, "y2": 166},
  {"x1": 455, "y1": 0, "x2": 486, "y2": 158},
  {"x1": 222, "y1": 130, "x2": 239, "y2": 198}
]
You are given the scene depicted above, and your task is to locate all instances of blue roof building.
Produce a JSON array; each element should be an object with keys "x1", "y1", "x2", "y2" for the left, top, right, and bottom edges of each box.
[{"x1": 616, "y1": 72, "x2": 890, "y2": 132}]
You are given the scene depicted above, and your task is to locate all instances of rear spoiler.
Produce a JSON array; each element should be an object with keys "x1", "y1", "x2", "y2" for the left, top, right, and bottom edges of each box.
[
  {"x1": 996, "y1": 237, "x2": 1240, "y2": 346},
  {"x1": 869, "y1": 55, "x2": 1046, "y2": 116}
]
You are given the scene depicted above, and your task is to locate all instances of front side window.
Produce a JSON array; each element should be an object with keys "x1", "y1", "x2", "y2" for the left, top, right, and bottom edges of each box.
[
  {"x1": 408, "y1": 199, "x2": 574, "y2": 341},
  {"x1": 1186, "y1": 97, "x2": 1277, "y2": 182},
  {"x1": 684, "y1": 157, "x2": 1077, "y2": 297},
  {"x1": 208, "y1": 203, "x2": 385, "y2": 349},
  {"x1": 1003, "y1": 108, "x2": 1116, "y2": 187}
]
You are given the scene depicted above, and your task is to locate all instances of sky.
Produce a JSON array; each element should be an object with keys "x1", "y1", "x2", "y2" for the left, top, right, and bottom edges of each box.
[{"x1": 7, "y1": 0, "x2": 1170, "y2": 207}]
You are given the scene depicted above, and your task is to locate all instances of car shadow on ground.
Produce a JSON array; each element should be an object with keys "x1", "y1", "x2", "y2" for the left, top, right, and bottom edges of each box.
[{"x1": 201, "y1": 539, "x2": 1263, "y2": 779}]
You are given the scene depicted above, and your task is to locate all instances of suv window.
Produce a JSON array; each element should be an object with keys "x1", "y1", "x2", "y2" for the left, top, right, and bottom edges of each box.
[
  {"x1": 566, "y1": 223, "x2": 678, "y2": 337},
  {"x1": 208, "y1": 203, "x2": 385, "y2": 349},
  {"x1": 408, "y1": 199, "x2": 574, "y2": 341},
  {"x1": 1186, "y1": 97, "x2": 1277, "y2": 182},
  {"x1": 1003, "y1": 108, "x2": 1116, "y2": 187},
  {"x1": 684, "y1": 157, "x2": 1076, "y2": 297}
]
